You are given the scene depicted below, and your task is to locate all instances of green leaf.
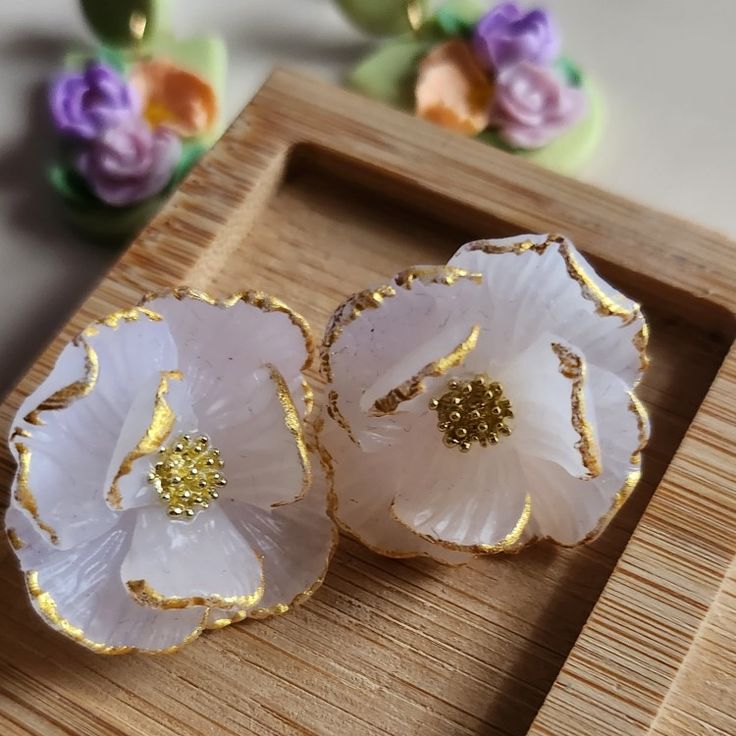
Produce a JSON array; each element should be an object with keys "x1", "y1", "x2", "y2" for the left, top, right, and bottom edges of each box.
[
  {"x1": 432, "y1": 0, "x2": 486, "y2": 38},
  {"x1": 334, "y1": 0, "x2": 429, "y2": 37},
  {"x1": 347, "y1": 35, "x2": 432, "y2": 109},
  {"x1": 555, "y1": 56, "x2": 584, "y2": 88}
]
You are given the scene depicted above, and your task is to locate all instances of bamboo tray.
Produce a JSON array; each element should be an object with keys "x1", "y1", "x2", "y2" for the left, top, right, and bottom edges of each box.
[{"x1": 1, "y1": 69, "x2": 735, "y2": 736}]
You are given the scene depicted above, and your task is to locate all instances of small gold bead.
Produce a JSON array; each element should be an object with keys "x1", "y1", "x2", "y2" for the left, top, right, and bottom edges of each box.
[
  {"x1": 456, "y1": 427, "x2": 468, "y2": 438},
  {"x1": 217, "y1": 478, "x2": 227, "y2": 487},
  {"x1": 174, "y1": 443, "x2": 184, "y2": 452},
  {"x1": 185, "y1": 509, "x2": 195, "y2": 517},
  {"x1": 210, "y1": 491, "x2": 219, "y2": 499},
  {"x1": 448, "y1": 379, "x2": 460, "y2": 389},
  {"x1": 429, "y1": 398, "x2": 439, "y2": 410},
  {"x1": 459, "y1": 441, "x2": 471, "y2": 453},
  {"x1": 477, "y1": 422, "x2": 488, "y2": 433},
  {"x1": 462, "y1": 383, "x2": 473, "y2": 395},
  {"x1": 449, "y1": 411, "x2": 461, "y2": 422},
  {"x1": 206, "y1": 458, "x2": 215, "y2": 466},
  {"x1": 491, "y1": 406, "x2": 502, "y2": 416}
]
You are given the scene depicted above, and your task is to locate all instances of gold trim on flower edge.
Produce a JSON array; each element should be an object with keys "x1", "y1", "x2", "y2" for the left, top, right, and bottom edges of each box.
[
  {"x1": 25, "y1": 571, "x2": 207, "y2": 655},
  {"x1": 370, "y1": 324, "x2": 480, "y2": 416},
  {"x1": 266, "y1": 364, "x2": 312, "y2": 507},
  {"x1": 552, "y1": 342, "x2": 602, "y2": 479},
  {"x1": 14, "y1": 443, "x2": 59, "y2": 545},
  {"x1": 206, "y1": 413, "x2": 340, "y2": 629},
  {"x1": 126, "y1": 569, "x2": 265, "y2": 611},
  {"x1": 107, "y1": 370, "x2": 183, "y2": 509},
  {"x1": 139, "y1": 287, "x2": 316, "y2": 372},
  {"x1": 389, "y1": 493, "x2": 532, "y2": 554}
]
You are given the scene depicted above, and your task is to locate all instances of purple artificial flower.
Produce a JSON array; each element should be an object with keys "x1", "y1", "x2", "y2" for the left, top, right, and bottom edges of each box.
[
  {"x1": 473, "y1": 2, "x2": 560, "y2": 72},
  {"x1": 491, "y1": 61, "x2": 586, "y2": 149},
  {"x1": 76, "y1": 118, "x2": 182, "y2": 207},
  {"x1": 50, "y1": 62, "x2": 140, "y2": 139}
]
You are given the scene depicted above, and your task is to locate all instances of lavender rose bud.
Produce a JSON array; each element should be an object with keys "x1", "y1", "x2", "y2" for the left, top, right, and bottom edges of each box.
[
  {"x1": 491, "y1": 61, "x2": 586, "y2": 149},
  {"x1": 50, "y1": 62, "x2": 140, "y2": 139},
  {"x1": 473, "y1": 2, "x2": 560, "y2": 71},
  {"x1": 76, "y1": 118, "x2": 182, "y2": 207}
]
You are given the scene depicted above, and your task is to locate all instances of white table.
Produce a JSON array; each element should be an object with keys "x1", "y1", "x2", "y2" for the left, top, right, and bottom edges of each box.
[{"x1": 0, "y1": 0, "x2": 733, "y2": 393}]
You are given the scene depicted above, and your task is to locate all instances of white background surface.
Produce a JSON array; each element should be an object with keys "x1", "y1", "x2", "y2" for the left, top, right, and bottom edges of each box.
[{"x1": 0, "y1": 0, "x2": 734, "y2": 393}]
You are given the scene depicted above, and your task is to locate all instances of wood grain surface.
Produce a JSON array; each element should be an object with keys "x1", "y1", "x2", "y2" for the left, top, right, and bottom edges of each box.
[{"x1": 1, "y1": 70, "x2": 734, "y2": 736}]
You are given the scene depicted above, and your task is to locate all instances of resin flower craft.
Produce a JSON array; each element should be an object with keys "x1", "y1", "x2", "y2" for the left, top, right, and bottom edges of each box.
[
  {"x1": 347, "y1": 0, "x2": 599, "y2": 173},
  {"x1": 5, "y1": 290, "x2": 335, "y2": 653},
  {"x1": 321, "y1": 234, "x2": 649, "y2": 562},
  {"x1": 48, "y1": 0, "x2": 226, "y2": 241}
]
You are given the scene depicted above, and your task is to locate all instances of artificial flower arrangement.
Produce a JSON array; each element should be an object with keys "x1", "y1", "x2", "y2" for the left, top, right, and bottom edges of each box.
[
  {"x1": 5, "y1": 235, "x2": 649, "y2": 653},
  {"x1": 344, "y1": 0, "x2": 599, "y2": 173},
  {"x1": 48, "y1": 1, "x2": 226, "y2": 241}
]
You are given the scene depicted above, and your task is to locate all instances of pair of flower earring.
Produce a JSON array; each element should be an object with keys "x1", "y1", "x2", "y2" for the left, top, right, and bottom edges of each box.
[{"x1": 5, "y1": 234, "x2": 649, "y2": 654}]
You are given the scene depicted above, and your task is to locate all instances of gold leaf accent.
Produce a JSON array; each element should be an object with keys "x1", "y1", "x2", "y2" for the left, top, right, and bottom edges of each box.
[
  {"x1": 390, "y1": 494, "x2": 532, "y2": 554},
  {"x1": 26, "y1": 571, "x2": 206, "y2": 655},
  {"x1": 465, "y1": 234, "x2": 563, "y2": 255},
  {"x1": 370, "y1": 325, "x2": 480, "y2": 415},
  {"x1": 628, "y1": 391, "x2": 650, "y2": 465},
  {"x1": 139, "y1": 287, "x2": 315, "y2": 372},
  {"x1": 82, "y1": 306, "x2": 163, "y2": 336},
  {"x1": 326, "y1": 389, "x2": 358, "y2": 444},
  {"x1": 14, "y1": 443, "x2": 58, "y2": 544},
  {"x1": 393, "y1": 266, "x2": 482, "y2": 290},
  {"x1": 126, "y1": 569, "x2": 265, "y2": 611},
  {"x1": 7, "y1": 528, "x2": 24, "y2": 550},
  {"x1": 266, "y1": 364, "x2": 312, "y2": 506},
  {"x1": 24, "y1": 337, "x2": 99, "y2": 426},
  {"x1": 107, "y1": 371, "x2": 183, "y2": 510},
  {"x1": 551, "y1": 342, "x2": 602, "y2": 479}
]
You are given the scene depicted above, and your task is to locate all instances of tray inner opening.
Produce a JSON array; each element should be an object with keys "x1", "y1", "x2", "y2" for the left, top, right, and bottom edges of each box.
[{"x1": 207, "y1": 150, "x2": 733, "y2": 735}]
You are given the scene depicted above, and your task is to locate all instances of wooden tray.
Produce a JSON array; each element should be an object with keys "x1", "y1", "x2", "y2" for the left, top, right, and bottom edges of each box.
[{"x1": 1, "y1": 69, "x2": 735, "y2": 736}]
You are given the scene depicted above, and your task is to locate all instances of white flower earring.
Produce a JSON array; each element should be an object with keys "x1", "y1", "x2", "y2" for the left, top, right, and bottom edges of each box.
[
  {"x1": 5, "y1": 288, "x2": 336, "y2": 653},
  {"x1": 320, "y1": 234, "x2": 649, "y2": 563}
]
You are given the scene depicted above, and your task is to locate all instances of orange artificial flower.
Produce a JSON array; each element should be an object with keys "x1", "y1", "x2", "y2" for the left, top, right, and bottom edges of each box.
[
  {"x1": 415, "y1": 39, "x2": 494, "y2": 136},
  {"x1": 131, "y1": 59, "x2": 217, "y2": 138}
]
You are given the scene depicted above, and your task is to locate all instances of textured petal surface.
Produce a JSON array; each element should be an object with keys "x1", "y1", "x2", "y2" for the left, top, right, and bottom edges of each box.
[
  {"x1": 7, "y1": 510, "x2": 205, "y2": 653},
  {"x1": 121, "y1": 504, "x2": 263, "y2": 608},
  {"x1": 206, "y1": 444, "x2": 337, "y2": 626},
  {"x1": 323, "y1": 268, "x2": 483, "y2": 447},
  {"x1": 142, "y1": 291, "x2": 312, "y2": 415},
  {"x1": 449, "y1": 234, "x2": 646, "y2": 385},
  {"x1": 11, "y1": 313, "x2": 177, "y2": 549},
  {"x1": 325, "y1": 420, "x2": 472, "y2": 564},
  {"x1": 521, "y1": 366, "x2": 648, "y2": 544},
  {"x1": 391, "y1": 437, "x2": 530, "y2": 551},
  {"x1": 194, "y1": 364, "x2": 310, "y2": 509}
]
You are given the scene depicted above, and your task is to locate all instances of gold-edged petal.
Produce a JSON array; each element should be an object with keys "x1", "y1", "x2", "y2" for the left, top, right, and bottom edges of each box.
[
  {"x1": 126, "y1": 575, "x2": 264, "y2": 611},
  {"x1": 23, "y1": 336, "x2": 99, "y2": 426},
  {"x1": 551, "y1": 342, "x2": 602, "y2": 479},
  {"x1": 26, "y1": 571, "x2": 207, "y2": 655},
  {"x1": 106, "y1": 370, "x2": 182, "y2": 509},
  {"x1": 13, "y1": 443, "x2": 59, "y2": 545},
  {"x1": 370, "y1": 324, "x2": 480, "y2": 415},
  {"x1": 265, "y1": 364, "x2": 311, "y2": 506}
]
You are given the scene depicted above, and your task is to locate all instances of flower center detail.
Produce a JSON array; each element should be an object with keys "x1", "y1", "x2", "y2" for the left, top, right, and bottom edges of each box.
[
  {"x1": 148, "y1": 433, "x2": 227, "y2": 519},
  {"x1": 429, "y1": 375, "x2": 513, "y2": 452}
]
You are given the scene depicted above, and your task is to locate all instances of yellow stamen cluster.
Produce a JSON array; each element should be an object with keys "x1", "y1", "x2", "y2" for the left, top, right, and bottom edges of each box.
[
  {"x1": 148, "y1": 433, "x2": 226, "y2": 519},
  {"x1": 430, "y1": 375, "x2": 513, "y2": 452}
]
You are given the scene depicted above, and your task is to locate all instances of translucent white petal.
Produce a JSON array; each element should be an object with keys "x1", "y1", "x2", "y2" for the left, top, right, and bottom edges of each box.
[
  {"x1": 206, "y1": 447, "x2": 337, "y2": 626},
  {"x1": 10, "y1": 513, "x2": 204, "y2": 653},
  {"x1": 324, "y1": 420, "x2": 472, "y2": 564},
  {"x1": 194, "y1": 365, "x2": 310, "y2": 509},
  {"x1": 323, "y1": 269, "x2": 483, "y2": 446},
  {"x1": 10, "y1": 314, "x2": 178, "y2": 549},
  {"x1": 521, "y1": 366, "x2": 648, "y2": 544},
  {"x1": 497, "y1": 335, "x2": 598, "y2": 479},
  {"x1": 391, "y1": 441, "x2": 530, "y2": 551},
  {"x1": 105, "y1": 372, "x2": 198, "y2": 511},
  {"x1": 142, "y1": 291, "x2": 312, "y2": 415},
  {"x1": 449, "y1": 235, "x2": 646, "y2": 384},
  {"x1": 121, "y1": 504, "x2": 263, "y2": 608}
]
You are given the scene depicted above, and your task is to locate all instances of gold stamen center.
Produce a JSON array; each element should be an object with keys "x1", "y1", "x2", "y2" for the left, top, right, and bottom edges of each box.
[
  {"x1": 430, "y1": 375, "x2": 513, "y2": 452},
  {"x1": 148, "y1": 433, "x2": 227, "y2": 519}
]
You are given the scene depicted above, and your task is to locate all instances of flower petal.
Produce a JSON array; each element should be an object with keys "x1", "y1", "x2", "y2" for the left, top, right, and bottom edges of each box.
[
  {"x1": 448, "y1": 234, "x2": 647, "y2": 385},
  {"x1": 415, "y1": 39, "x2": 494, "y2": 136},
  {"x1": 193, "y1": 364, "x2": 311, "y2": 509},
  {"x1": 326, "y1": 420, "x2": 473, "y2": 564},
  {"x1": 520, "y1": 366, "x2": 649, "y2": 544},
  {"x1": 494, "y1": 334, "x2": 600, "y2": 479},
  {"x1": 141, "y1": 289, "x2": 313, "y2": 415},
  {"x1": 322, "y1": 267, "x2": 483, "y2": 448},
  {"x1": 11, "y1": 311, "x2": 178, "y2": 549},
  {"x1": 121, "y1": 504, "x2": 264, "y2": 609},
  {"x1": 105, "y1": 370, "x2": 198, "y2": 511},
  {"x1": 8, "y1": 512, "x2": 205, "y2": 653},
  {"x1": 206, "y1": 440, "x2": 337, "y2": 627},
  {"x1": 391, "y1": 439, "x2": 531, "y2": 552}
]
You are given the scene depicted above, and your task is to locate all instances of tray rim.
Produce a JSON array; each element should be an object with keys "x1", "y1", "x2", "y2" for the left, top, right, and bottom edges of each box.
[{"x1": 3, "y1": 68, "x2": 736, "y2": 735}]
